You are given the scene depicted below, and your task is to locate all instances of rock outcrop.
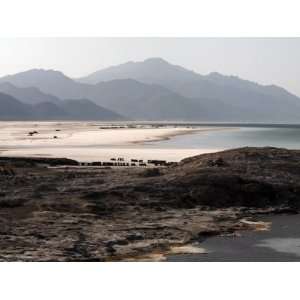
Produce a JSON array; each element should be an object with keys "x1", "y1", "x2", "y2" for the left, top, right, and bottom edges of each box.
[{"x1": 0, "y1": 147, "x2": 299, "y2": 261}]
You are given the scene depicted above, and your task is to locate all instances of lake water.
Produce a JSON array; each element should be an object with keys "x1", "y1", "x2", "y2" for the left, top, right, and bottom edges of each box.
[
  {"x1": 149, "y1": 126, "x2": 300, "y2": 150},
  {"x1": 167, "y1": 214, "x2": 300, "y2": 262}
]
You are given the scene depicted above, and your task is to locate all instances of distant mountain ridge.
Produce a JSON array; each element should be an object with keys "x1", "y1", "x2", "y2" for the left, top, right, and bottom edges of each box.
[
  {"x1": 1, "y1": 72, "x2": 227, "y2": 121},
  {"x1": 1, "y1": 58, "x2": 300, "y2": 122},
  {"x1": 77, "y1": 58, "x2": 202, "y2": 85},
  {"x1": 0, "y1": 82, "x2": 61, "y2": 105},
  {"x1": 78, "y1": 58, "x2": 300, "y2": 104},
  {"x1": 0, "y1": 89, "x2": 124, "y2": 121}
]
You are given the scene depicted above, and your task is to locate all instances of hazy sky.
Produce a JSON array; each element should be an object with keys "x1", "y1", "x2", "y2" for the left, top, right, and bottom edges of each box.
[{"x1": 1, "y1": 38, "x2": 300, "y2": 96}]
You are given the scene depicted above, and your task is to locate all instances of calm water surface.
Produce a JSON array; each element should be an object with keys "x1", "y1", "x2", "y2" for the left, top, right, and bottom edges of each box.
[
  {"x1": 150, "y1": 126, "x2": 300, "y2": 150},
  {"x1": 167, "y1": 214, "x2": 300, "y2": 262}
]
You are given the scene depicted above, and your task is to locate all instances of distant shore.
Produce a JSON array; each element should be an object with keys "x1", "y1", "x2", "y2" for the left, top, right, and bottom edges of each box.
[
  {"x1": 131, "y1": 126, "x2": 234, "y2": 144},
  {"x1": 3, "y1": 121, "x2": 300, "y2": 163},
  {"x1": 0, "y1": 121, "x2": 230, "y2": 161}
]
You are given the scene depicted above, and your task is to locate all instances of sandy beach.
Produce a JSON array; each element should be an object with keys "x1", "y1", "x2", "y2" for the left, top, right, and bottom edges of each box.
[{"x1": 0, "y1": 121, "x2": 225, "y2": 161}]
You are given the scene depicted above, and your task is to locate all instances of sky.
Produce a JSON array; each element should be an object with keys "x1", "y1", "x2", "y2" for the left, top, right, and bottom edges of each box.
[{"x1": 1, "y1": 38, "x2": 300, "y2": 96}]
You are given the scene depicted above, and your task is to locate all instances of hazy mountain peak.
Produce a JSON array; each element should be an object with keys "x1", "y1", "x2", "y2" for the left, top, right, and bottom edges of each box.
[
  {"x1": 5, "y1": 68, "x2": 68, "y2": 78},
  {"x1": 207, "y1": 72, "x2": 244, "y2": 81},
  {"x1": 77, "y1": 57, "x2": 201, "y2": 85},
  {"x1": 142, "y1": 57, "x2": 171, "y2": 65},
  {"x1": 0, "y1": 69, "x2": 73, "y2": 88},
  {"x1": 207, "y1": 72, "x2": 227, "y2": 79},
  {"x1": 0, "y1": 68, "x2": 80, "y2": 99}
]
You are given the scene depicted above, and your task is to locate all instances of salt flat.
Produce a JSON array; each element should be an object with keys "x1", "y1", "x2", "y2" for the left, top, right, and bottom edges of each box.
[{"x1": 0, "y1": 121, "x2": 221, "y2": 162}]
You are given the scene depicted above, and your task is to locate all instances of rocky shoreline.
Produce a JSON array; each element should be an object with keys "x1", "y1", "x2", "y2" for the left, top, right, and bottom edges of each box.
[{"x1": 0, "y1": 147, "x2": 299, "y2": 261}]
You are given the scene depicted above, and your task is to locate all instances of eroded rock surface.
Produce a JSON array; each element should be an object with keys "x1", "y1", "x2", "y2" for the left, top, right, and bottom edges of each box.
[{"x1": 0, "y1": 147, "x2": 299, "y2": 261}]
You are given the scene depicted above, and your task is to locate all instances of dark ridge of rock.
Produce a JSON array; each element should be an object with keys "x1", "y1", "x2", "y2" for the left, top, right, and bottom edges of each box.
[
  {"x1": 180, "y1": 146, "x2": 300, "y2": 168},
  {"x1": 167, "y1": 147, "x2": 300, "y2": 209},
  {"x1": 0, "y1": 147, "x2": 299, "y2": 261},
  {"x1": 0, "y1": 156, "x2": 79, "y2": 167}
]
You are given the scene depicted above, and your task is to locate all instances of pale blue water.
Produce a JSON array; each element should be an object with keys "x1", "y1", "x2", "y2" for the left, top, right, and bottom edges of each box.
[{"x1": 147, "y1": 126, "x2": 300, "y2": 150}]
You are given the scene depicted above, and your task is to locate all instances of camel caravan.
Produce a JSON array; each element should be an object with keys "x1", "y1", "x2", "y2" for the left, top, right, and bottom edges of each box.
[{"x1": 79, "y1": 157, "x2": 175, "y2": 168}]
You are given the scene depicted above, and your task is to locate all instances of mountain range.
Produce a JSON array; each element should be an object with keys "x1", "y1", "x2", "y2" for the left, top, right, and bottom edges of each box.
[
  {"x1": 0, "y1": 88, "x2": 124, "y2": 121},
  {"x1": 1, "y1": 57, "x2": 300, "y2": 122}
]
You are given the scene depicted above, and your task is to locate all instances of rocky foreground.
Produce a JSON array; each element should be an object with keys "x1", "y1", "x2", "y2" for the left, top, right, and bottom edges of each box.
[{"x1": 0, "y1": 147, "x2": 299, "y2": 261}]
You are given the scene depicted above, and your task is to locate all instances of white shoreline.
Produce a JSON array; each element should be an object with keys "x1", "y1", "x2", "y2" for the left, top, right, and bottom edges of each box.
[{"x1": 0, "y1": 121, "x2": 231, "y2": 162}]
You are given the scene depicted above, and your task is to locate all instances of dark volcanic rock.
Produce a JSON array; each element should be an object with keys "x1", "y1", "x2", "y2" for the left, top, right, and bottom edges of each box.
[
  {"x1": 171, "y1": 147, "x2": 300, "y2": 209},
  {"x1": 0, "y1": 156, "x2": 79, "y2": 167},
  {"x1": 141, "y1": 168, "x2": 161, "y2": 177},
  {"x1": 0, "y1": 147, "x2": 299, "y2": 261}
]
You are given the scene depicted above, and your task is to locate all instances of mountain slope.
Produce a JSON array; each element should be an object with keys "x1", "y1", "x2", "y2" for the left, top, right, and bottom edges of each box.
[
  {"x1": 77, "y1": 57, "x2": 202, "y2": 85},
  {"x1": 0, "y1": 82, "x2": 126, "y2": 121},
  {"x1": 0, "y1": 82, "x2": 61, "y2": 105},
  {"x1": 59, "y1": 99, "x2": 125, "y2": 121},
  {"x1": 0, "y1": 92, "x2": 34, "y2": 120},
  {"x1": 33, "y1": 102, "x2": 70, "y2": 120},
  {"x1": 86, "y1": 79, "x2": 238, "y2": 121},
  {"x1": 0, "y1": 69, "x2": 88, "y2": 99},
  {"x1": 0, "y1": 92, "x2": 125, "y2": 121}
]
